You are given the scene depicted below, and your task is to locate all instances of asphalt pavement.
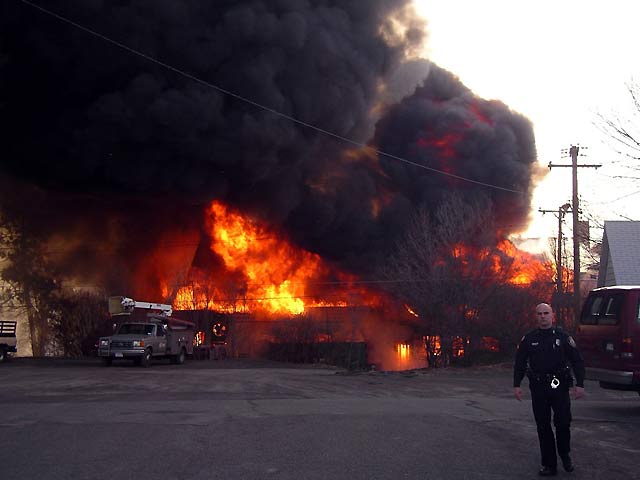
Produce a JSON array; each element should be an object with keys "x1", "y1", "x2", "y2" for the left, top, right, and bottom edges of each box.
[{"x1": 0, "y1": 358, "x2": 638, "y2": 480}]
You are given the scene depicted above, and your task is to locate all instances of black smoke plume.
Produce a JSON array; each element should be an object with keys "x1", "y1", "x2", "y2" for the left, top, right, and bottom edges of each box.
[{"x1": 0, "y1": 0, "x2": 538, "y2": 298}]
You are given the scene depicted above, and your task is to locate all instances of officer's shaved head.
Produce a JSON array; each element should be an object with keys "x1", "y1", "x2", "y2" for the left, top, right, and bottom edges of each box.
[{"x1": 535, "y1": 303, "x2": 554, "y2": 329}]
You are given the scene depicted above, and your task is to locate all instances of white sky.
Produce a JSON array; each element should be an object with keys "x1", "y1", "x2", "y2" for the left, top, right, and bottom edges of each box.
[{"x1": 413, "y1": 0, "x2": 640, "y2": 253}]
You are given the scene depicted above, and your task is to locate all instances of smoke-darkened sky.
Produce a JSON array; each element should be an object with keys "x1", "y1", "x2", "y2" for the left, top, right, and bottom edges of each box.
[{"x1": 0, "y1": 0, "x2": 538, "y2": 296}]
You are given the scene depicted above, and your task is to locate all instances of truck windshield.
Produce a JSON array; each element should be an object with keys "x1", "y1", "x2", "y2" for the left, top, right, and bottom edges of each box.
[{"x1": 117, "y1": 324, "x2": 154, "y2": 335}]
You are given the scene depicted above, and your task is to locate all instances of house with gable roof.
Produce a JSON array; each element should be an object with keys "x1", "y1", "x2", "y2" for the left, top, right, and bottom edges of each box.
[{"x1": 597, "y1": 220, "x2": 640, "y2": 287}]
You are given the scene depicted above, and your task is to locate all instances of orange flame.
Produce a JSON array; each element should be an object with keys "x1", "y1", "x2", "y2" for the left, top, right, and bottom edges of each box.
[
  {"x1": 173, "y1": 201, "x2": 383, "y2": 315},
  {"x1": 405, "y1": 304, "x2": 419, "y2": 317},
  {"x1": 496, "y1": 239, "x2": 553, "y2": 285},
  {"x1": 193, "y1": 331, "x2": 205, "y2": 346},
  {"x1": 449, "y1": 239, "x2": 553, "y2": 286},
  {"x1": 396, "y1": 343, "x2": 411, "y2": 360}
]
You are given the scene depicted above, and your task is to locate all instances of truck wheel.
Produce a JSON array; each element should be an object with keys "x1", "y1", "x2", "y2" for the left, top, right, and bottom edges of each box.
[
  {"x1": 141, "y1": 348, "x2": 152, "y2": 368},
  {"x1": 102, "y1": 357, "x2": 112, "y2": 367},
  {"x1": 0, "y1": 347, "x2": 6, "y2": 363},
  {"x1": 174, "y1": 348, "x2": 186, "y2": 365}
]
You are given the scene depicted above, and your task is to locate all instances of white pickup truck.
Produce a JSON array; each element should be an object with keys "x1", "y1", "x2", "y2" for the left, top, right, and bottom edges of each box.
[
  {"x1": 98, "y1": 296, "x2": 194, "y2": 367},
  {"x1": 0, "y1": 320, "x2": 17, "y2": 362},
  {"x1": 98, "y1": 317, "x2": 195, "y2": 367}
]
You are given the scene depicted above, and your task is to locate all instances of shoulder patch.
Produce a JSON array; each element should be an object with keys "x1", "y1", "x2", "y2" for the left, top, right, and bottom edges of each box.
[{"x1": 568, "y1": 336, "x2": 577, "y2": 348}]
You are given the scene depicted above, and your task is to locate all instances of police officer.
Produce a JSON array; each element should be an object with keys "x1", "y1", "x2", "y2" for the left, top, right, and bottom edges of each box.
[{"x1": 513, "y1": 303, "x2": 585, "y2": 477}]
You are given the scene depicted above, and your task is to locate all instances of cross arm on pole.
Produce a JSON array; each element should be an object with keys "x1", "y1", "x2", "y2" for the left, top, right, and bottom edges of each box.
[{"x1": 548, "y1": 162, "x2": 602, "y2": 169}]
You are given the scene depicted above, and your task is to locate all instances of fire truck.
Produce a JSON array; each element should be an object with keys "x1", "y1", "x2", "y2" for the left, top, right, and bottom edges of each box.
[{"x1": 98, "y1": 296, "x2": 195, "y2": 367}]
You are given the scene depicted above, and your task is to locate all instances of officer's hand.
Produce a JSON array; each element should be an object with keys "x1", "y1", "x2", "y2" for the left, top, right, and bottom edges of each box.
[
  {"x1": 573, "y1": 386, "x2": 585, "y2": 399},
  {"x1": 513, "y1": 387, "x2": 523, "y2": 401}
]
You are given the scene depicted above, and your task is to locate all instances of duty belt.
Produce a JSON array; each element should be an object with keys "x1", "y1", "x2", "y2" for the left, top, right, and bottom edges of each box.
[{"x1": 528, "y1": 372, "x2": 565, "y2": 389}]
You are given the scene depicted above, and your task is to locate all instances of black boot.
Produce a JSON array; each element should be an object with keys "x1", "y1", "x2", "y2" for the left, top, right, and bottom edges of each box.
[
  {"x1": 538, "y1": 465, "x2": 557, "y2": 476},
  {"x1": 561, "y1": 455, "x2": 574, "y2": 472}
]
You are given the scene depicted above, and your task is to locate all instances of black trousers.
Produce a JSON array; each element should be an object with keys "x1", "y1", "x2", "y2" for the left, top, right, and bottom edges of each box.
[{"x1": 529, "y1": 382, "x2": 572, "y2": 468}]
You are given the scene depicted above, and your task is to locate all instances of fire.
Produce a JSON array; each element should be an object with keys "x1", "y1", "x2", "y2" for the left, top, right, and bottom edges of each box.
[
  {"x1": 396, "y1": 343, "x2": 411, "y2": 360},
  {"x1": 389, "y1": 342, "x2": 426, "y2": 371},
  {"x1": 425, "y1": 335, "x2": 441, "y2": 354},
  {"x1": 417, "y1": 132, "x2": 462, "y2": 160},
  {"x1": 413, "y1": 100, "x2": 495, "y2": 172},
  {"x1": 173, "y1": 201, "x2": 383, "y2": 315},
  {"x1": 168, "y1": 202, "x2": 549, "y2": 323},
  {"x1": 496, "y1": 239, "x2": 553, "y2": 285},
  {"x1": 193, "y1": 331, "x2": 205, "y2": 346},
  {"x1": 449, "y1": 239, "x2": 553, "y2": 286},
  {"x1": 469, "y1": 101, "x2": 494, "y2": 126},
  {"x1": 481, "y1": 336, "x2": 500, "y2": 352},
  {"x1": 405, "y1": 304, "x2": 419, "y2": 317}
]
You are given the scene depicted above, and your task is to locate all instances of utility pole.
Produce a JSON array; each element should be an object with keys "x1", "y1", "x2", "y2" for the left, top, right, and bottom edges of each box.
[
  {"x1": 548, "y1": 145, "x2": 601, "y2": 324},
  {"x1": 539, "y1": 203, "x2": 571, "y2": 294}
]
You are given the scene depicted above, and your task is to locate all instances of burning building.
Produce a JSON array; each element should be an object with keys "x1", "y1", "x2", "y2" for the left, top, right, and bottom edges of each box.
[{"x1": 0, "y1": 1, "x2": 551, "y2": 367}]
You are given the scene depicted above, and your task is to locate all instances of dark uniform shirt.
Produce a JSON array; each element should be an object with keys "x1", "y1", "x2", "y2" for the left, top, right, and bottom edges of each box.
[{"x1": 513, "y1": 327, "x2": 585, "y2": 388}]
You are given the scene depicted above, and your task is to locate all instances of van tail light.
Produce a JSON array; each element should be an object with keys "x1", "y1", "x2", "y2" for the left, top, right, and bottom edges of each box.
[{"x1": 621, "y1": 338, "x2": 633, "y2": 359}]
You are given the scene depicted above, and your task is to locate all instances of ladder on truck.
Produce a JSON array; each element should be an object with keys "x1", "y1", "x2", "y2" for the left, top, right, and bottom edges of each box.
[
  {"x1": 108, "y1": 296, "x2": 173, "y2": 316},
  {"x1": 107, "y1": 296, "x2": 194, "y2": 330}
]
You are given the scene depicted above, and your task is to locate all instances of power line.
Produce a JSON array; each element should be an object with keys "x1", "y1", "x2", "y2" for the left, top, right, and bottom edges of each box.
[
  {"x1": 57, "y1": 276, "x2": 546, "y2": 300},
  {"x1": 580, "y1": 197, "x2": 638, "y2": 221},
  {"x1": 18, "y1": 0, "x2": 523, "y2": 194},
  {"x1": 587, "y1": 189, "x2": 640, "y2": 206}
]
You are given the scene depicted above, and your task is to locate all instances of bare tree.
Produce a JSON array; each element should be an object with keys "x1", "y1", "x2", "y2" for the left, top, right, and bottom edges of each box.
[
  {"x1": 479, "y1": 280, "x2": 552, "y2": 357},
  {"x1": 0, "y1": 220, "x2": 60, "y2": 357},
  {"x1": 379, "y1": 194, "x2": 553, "y2": 365},
  {"x1": 49, "y1": 291, "x2": 111, "y2": 357},
  {"x1": 594, "y1": 79, "x2": 640, "y2": 176}
]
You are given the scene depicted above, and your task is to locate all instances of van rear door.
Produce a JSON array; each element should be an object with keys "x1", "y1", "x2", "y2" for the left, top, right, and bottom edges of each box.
[{"x1": 576, "y1": 289, "x2": 627, "y2": 370}]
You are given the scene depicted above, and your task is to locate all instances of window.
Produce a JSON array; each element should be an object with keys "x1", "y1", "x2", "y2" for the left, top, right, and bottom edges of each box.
[
  {"x1": 580, "y1": 295, "x2": 603, "y2": 325},
  {"x1": 117, "y1": 323, "x2": 155, "y2": 335},
  {"x1": 156, "y1": 325, "x2": 165, "y2": 337},
  {"x1": 600, "y1": 294, "x2": 623, "y2": 326},
  {"x1": 581, "y1": 293, "x2": 624, "y2": 326}
]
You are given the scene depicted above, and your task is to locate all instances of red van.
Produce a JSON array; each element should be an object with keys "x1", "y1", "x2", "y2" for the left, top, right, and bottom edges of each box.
[{"x1": 575, "y1": 286, "x2": 640, "y2": 395}]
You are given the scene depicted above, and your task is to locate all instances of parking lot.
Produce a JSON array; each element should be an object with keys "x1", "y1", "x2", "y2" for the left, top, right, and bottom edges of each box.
[{"x1": 1, "y1": 358, "x2": 638, "y2": 479}]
